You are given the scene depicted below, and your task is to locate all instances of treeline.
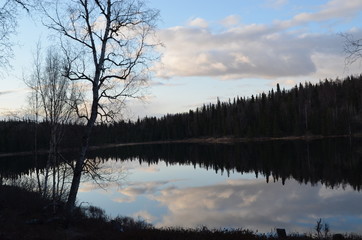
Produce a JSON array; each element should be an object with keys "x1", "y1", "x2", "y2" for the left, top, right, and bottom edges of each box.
[
  {"x1": 0, "y1": 120, "x2": 83, "y2": 152},
  {"x1": 94, "y1": 74, "x2": 362, "y2": 143},
  {"x1": 1, "y1": 74, "x2": 362, "y2": 152}
]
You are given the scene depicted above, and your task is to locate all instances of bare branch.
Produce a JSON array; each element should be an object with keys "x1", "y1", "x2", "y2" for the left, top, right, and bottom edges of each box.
[
  {"x1": 41, "y1": 0, "x2": 161, "y2": 212},
  {"x1": 341, "y1": 33, "x2": 362, "y2": 67},
  {"x1": 13, "y1": 0, "x2": 31, "y2": 11}
]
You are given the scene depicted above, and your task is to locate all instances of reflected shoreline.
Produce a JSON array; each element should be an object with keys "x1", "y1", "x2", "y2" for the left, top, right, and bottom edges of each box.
[
  {"x1": 1, "y1": 137, "x2": 362, "y2": 233},
  {"x1": 1, "y1": 133, "x2": 359, "y2": 158},
  {"x1": 1, "y1": 137, "x2": 362, "y2": 190}
]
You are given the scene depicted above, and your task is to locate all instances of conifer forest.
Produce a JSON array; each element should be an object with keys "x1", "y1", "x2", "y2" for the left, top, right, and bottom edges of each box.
[{"x1": 1, "y1": 75, "x2": 362, "y2": 153}]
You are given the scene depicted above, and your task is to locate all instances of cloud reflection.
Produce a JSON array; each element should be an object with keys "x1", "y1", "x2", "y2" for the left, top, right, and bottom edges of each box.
[
  {"x1": 79, "y1": 160, "x2": 362, "y2": 234},
  {"x1": 149, "y1": 179, "x2": 362, "y2": 233},
  {"x1": 79, "y1": 182, "x2": 101, "y2": 193},
  {"x1": 114, "y1": 180, "x2": 178, "y2": 203}
]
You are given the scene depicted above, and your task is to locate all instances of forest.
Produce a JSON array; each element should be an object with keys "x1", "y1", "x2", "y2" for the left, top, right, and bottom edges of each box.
[{"x1": 1, "y1": 74, "x2": 362, "y2": 153}]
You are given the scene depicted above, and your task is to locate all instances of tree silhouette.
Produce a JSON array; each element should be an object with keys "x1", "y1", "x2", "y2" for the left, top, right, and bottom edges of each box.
[
  {"x1": 41, "y1": 0, "x2": 160, "y2": 214},
  {"x1": 0, "y1": 0, "x2": 30, "y2": 69}
]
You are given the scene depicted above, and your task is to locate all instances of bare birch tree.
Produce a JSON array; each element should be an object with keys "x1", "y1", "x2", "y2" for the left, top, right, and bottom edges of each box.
[
  {"x1": 41, "y1": 0, "x2": 160, "y2": 213},
  {"x1": 41, "y1": 49, "x2": 75, "y2": 204},
  {"x1": 25, "y1": 44, "x2": 75, "y2": 208}
]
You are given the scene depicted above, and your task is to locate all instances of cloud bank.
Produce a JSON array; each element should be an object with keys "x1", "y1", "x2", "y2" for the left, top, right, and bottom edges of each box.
[{"x1": 154, "y1": 0, "x2": 362, "y2": 81}]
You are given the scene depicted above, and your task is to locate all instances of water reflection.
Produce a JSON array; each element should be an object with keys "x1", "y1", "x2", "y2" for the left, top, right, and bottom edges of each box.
[
  {"x1": 154, "y1": 179, "x2": 362, "y2": 232},
  {"x1": 77, "y1": 160, "x2": 362, "y2": 233},
  {"x1": 1, "y1": 138, "x2": 362, "y2": 233},
  {"x1": 86, "y1": 138, "x2": 362, "y2": 190}
]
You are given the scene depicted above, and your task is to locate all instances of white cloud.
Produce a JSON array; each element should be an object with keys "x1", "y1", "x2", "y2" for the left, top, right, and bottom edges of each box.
[
  {"x1": 0, "y1": 87, "x2": 30, "y2": 97},
  {"x1": 277, "y1": 0, "x2": 362, "y2": 29},
  {"x1": 155, "y1": 26, "x2": 320, "y2": 79},
  {"x1": 154, "y1": 1, "x2": 362, "y2": 82},
  {"x1": 265, "y1": 0, "x2": 289, "y2": 9},
  {"x1": 132, "y1": 210, "x2": 158, "y2": 223},
  {"x1": 188, "y1": 17, "x2": 208, "y2": 28},
  {"x1": 220, "y1": 15, "x2": 240, "y2": 27},
  {"x1": 314, "y1": 0, "x2": 362, "y2": 20}
]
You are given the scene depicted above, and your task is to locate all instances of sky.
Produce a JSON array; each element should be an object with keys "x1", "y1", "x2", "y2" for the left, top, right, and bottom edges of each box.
[{"x1": 1, "y1": 0, "x2": 362, "y2": 120}]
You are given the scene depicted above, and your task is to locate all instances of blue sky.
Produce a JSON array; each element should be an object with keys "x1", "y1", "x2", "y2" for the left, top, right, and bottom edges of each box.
[{"x1": 1, "y1": 0, "x2": 362, "y2": 119}]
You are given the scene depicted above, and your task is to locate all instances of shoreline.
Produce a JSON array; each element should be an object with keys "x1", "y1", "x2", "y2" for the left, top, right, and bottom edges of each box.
[{"x1": 0, "y1": 133, "x2": 360, "y2": 158}]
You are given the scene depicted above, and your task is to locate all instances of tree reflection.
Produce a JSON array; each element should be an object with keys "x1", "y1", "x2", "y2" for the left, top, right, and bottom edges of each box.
[
  {"x1": 1, "y1": 138, "x2": 362, "y2": 192},
  {"x1": 87, "y1": 138, "x2": 362, "y2": 191}
]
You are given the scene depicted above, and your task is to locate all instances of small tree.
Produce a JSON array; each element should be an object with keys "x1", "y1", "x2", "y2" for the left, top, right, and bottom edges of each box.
[
  {"x1": 315, "y1": 218, "x2": 323, "y2": 239},
  {"x1": 41, "y1": 0, "x2": 160, "y2": 214},
  {"x1": 314, "y1": 218, "x2": 330, "y2": 239},
  {"x1": 25, "y1": 44, "x2": 75, "y2": 208}
]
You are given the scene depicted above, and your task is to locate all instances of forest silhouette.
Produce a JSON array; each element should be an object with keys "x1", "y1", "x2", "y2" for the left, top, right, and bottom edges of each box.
[{"x1": 1, "y1": 74, "x2": 362, "y2": 153}]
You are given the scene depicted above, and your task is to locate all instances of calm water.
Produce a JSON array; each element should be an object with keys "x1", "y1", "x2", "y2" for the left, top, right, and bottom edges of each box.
[{"x1": 1, "y1": 138, "x2": 362, "y2": 233}]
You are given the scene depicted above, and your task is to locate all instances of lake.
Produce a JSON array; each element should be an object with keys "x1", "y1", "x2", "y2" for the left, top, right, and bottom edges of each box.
[{"x1": 1, "y1": 138, "x2": 362, "y2": 234}]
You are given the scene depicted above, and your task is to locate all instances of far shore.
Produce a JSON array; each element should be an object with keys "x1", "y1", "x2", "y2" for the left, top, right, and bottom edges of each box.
[{"x1": 1, "y1": 133, "x2": 361, "y2": 158}]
